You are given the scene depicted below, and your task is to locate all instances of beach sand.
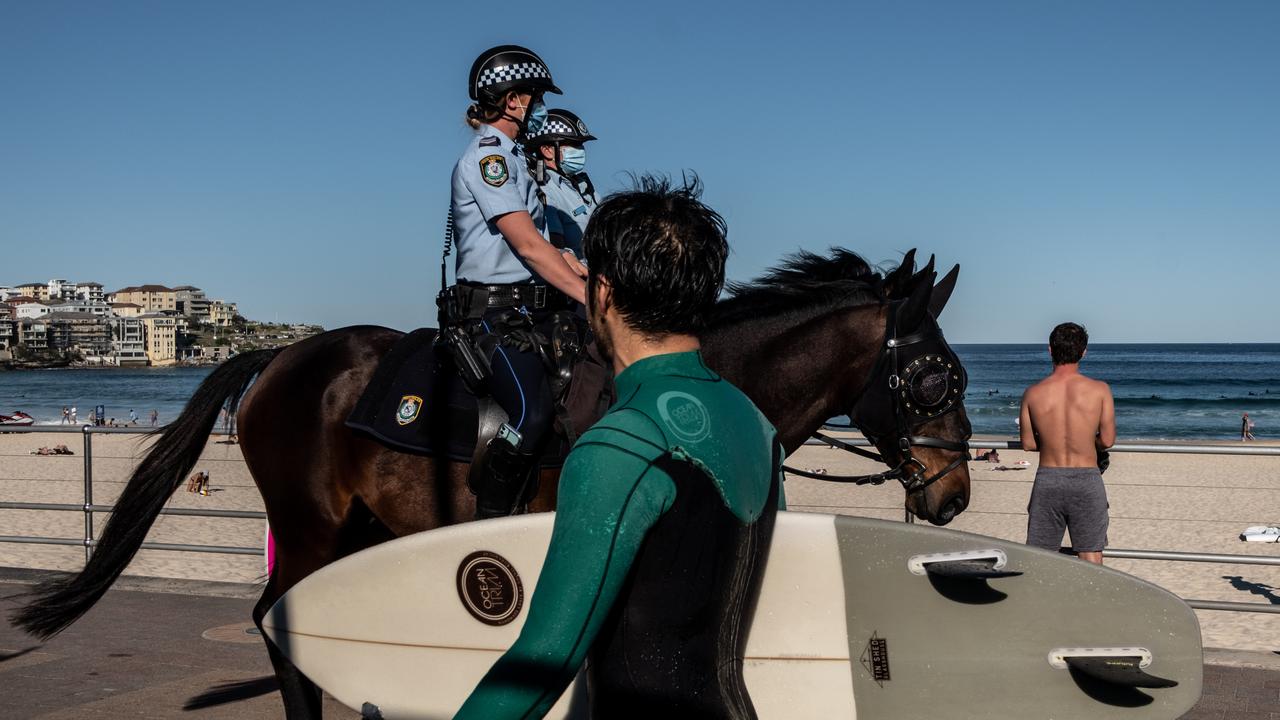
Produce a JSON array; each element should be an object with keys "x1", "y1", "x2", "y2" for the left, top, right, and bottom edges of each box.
[{"x1": 1, "y1": 431, "x2": 1278, "y2": 654}]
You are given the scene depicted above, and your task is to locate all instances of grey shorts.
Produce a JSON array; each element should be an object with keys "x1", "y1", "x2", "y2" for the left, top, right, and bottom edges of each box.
[{"x1": 1026, "y1": 467, "x2": 1110, "y2": 553}]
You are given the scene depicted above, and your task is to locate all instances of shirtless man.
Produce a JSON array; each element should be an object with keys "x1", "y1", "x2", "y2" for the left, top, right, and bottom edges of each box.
[{"x1": 1019, "y1": 322, "x2": 1116, "y2": 564}]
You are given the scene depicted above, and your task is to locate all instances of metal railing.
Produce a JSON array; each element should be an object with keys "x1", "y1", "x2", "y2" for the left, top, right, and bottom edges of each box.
[
  {"x1": 0, "y1": 425, "x2": 265, "y2": 561},
  {"x1": 2, "y1": 425, "x2": 1277, "y2": 615},
  {"x1": 803, "y1": 428, "x2": 1280, "y2": 614}
]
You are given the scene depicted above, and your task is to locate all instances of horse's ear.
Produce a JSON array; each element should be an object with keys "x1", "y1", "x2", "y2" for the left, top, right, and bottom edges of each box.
[
  {"x1": 881, "y1": 249, "x2": 917, "y2": 298},
  {"x1": 899, "y1": 268, "x2": 936, "y2": 331},
  {"x1": 929, "y1": 264, "x2": 960, "y2": 318},
  {"x1": 917, "y1": 254, "x2": 936, "y2": 283}
]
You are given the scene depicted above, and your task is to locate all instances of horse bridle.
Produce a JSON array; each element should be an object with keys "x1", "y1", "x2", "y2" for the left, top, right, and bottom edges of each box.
[{"x1": 783, "y1": 302, "x2": 971, "y2": 494}]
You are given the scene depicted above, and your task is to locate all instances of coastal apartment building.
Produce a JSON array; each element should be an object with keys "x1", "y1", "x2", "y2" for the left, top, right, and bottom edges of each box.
[
  {"x1": 174, "y1": 286, "x2": 211, "y2": 320},
  {"x1": 8, "y1": 297, "x2": 51, "y2": 319},
  {"x1": 14, "y1": 283, "x2": 50, "y2": 302},
  {"x1": 75, "y1": 282, "x2": 105, "y2": 304},
  {"x1": 109, "y1": 317, "x2": 148, "y2": 366},
  {"x1": 48, "y1": 299, "x2": 111, "y2": 316},
  {"x1": 0, "y1": 304, "x2": 12, "y2": 349},
  {"x1": 17, "y1": 319, "x2": 50, "y2": 350},
  {"x1": 208, "y1": 300, "x2": 239, "y2": 327},
  {"x1": 139, "y1": 314, "x2": 177, "y2": 366},
  {"x1": 46, "y1": 312, "x2": 113, "y2": 357},
  {"x1": 109, "y1": 285, "x2": 178, "y2": 313}
]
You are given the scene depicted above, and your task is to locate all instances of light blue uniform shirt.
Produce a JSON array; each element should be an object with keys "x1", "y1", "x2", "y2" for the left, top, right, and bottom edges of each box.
[
  {"x1": 451, "y1": 125, "x2": 549, "y2": 284},
  {"x1": 541, "y1": 172, "x2": 598, "y2": 259}
]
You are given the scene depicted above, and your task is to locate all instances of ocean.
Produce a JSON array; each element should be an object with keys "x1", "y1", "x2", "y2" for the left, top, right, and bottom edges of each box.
[{"x1": 2, "y1": 345, "x2": 1277, "y2": 440}]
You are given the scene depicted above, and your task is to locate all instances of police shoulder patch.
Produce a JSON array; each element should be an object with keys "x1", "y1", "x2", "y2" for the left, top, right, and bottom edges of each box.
[
  {"x1": 480, "y1": 154, "x2": 509, "y2": 187},
  {"x1": 478, "y1": 136, "x2": 500, "y2": 147}
]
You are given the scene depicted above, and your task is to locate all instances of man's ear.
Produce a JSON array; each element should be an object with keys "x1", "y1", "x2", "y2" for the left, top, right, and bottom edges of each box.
[
  {"x1": 591, "y1": 276, "x2": 612, "y2": 313},
  {"x1": 540, "y1": 145, "x2": 555, "y2": 161}
]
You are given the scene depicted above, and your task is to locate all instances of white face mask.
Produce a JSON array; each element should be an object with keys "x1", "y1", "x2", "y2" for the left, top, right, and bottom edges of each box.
[
  {"x1": 516, "y1": 98, "x2": 548, "y2": 135},
  {"x1": 559, "y1": 146, "x2": 586, "y2": 175}
]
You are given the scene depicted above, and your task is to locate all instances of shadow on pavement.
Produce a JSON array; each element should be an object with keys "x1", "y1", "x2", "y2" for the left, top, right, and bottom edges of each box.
[{"x1": 184, "y1": 676, "x2": 280, "y2": 710}]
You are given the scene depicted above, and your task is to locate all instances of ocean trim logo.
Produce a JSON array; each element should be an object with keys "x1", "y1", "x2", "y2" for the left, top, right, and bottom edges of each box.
[
  {"x1": 456, "y1": 551, "x2": 524, "y2": 626},
  {"x1": 396, "y1": 395, "x2": 423, "y2": 426},
  {"x1": 860, "y1": 632, "x2": 891, "y2": 687},
  {"x1": 656, "y1": 391, "x2": 711, "y2": 443}
]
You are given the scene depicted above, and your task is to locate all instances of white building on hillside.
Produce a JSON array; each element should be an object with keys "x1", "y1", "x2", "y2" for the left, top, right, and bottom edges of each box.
[
  {"x1": 14, "y1": 301, "x2": 51, "y2": 319},
  {"x1": 75, "y1": 282, "x2": 105, "y2": 303}
]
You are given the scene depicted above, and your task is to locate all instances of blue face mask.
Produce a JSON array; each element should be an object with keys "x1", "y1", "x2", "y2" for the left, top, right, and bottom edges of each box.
[
  {"x1": 523, "y1": 98, "x2": 548, "y2": 136},
  {"x1": 559, "y1": 146, "x2": 586, "y2": 175}
]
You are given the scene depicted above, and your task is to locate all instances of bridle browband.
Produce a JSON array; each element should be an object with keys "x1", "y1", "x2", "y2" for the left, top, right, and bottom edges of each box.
[{"x1": 783, "y1": 302, "x2": 970, "y2": 494}]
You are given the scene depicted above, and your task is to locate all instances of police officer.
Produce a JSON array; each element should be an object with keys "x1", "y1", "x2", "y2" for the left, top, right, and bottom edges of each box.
[
  {"x1": 448, "y1": 45, "x2": 587, "y2": 519},
  {"x1": 523, "y1": 109, "x2": 600, "y2": 261}
]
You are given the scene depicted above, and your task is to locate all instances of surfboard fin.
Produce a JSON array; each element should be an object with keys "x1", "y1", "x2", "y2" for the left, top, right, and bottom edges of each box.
[
  {"x1": 1063, "y1": 656, "x2": 1178, "y2": 689},
  {"x1": 922, "y1": 558, "x2": 1023, "y2": 579}
]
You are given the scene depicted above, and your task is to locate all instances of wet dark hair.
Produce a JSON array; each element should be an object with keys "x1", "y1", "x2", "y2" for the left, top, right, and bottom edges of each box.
[
  {"x1": 1050, "y1": 322, "x2": 1088, "y2": 365},
  {"x1": 582, "y1": 174, "x2": 728, "y2": 336}
]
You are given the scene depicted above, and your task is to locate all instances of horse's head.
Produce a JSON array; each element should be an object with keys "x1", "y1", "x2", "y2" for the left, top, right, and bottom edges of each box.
[{"x1": 849, "y1": 254, "x2": 972, "y2": 525}]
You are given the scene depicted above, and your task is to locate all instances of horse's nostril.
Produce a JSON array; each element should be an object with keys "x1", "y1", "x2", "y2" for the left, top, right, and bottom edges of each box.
[{"x1": 936, "y1": 497, "x2": 966, "y2": 524}]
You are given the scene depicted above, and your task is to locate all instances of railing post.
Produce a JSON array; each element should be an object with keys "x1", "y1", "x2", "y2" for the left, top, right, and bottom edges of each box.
[{"x1": 83, "y1": 425, "x2": 93, "y2": 562}]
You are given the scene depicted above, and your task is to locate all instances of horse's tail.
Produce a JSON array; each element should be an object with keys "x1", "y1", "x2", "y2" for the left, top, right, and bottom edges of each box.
[{"x1": 9, "y1": 348, "x2": 281, "y2": 639}]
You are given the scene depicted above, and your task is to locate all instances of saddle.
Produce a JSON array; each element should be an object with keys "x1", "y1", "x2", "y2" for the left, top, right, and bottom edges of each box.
[{"x1": 345, "y1": 321, "x2": 614, "y2": 468}]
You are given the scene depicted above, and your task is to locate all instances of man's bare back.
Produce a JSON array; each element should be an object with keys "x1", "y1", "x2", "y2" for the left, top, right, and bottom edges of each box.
[{"x1": 1020, "y1": 365, "x2": 1116, "y2": 467}]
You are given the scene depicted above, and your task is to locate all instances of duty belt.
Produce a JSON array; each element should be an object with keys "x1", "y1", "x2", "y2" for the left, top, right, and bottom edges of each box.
[{"x1": 476, "y1": 283, "x2": 560, "y2": 309}]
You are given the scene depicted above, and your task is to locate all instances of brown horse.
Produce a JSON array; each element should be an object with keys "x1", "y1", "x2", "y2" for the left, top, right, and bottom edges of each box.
[{"x1": 12, "y1": 249, "x2": 971, "y2": 719}]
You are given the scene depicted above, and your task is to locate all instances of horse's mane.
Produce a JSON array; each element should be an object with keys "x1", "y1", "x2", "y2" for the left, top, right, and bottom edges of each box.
[{"x1": 711, "y1": 248, "x2": 887, "y2": 327}]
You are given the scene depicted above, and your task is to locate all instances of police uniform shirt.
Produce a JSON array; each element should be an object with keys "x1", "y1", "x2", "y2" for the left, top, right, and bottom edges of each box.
[
  {"x1": 542, "y1": 172, "x2": 598, "y2": 259},
  {"x1": 451, "y1": 124, "x2": 549, "y2": 284}
]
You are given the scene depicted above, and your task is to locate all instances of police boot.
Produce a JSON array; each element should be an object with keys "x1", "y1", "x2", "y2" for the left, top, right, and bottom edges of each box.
[{"x1": 473, "y1": 426, "x2": 539, "y2": 519}]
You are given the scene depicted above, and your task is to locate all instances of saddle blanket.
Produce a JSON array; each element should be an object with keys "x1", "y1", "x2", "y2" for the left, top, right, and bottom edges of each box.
[{"x1": 345, "y1": 328, "x2": 569, "y2": 467}]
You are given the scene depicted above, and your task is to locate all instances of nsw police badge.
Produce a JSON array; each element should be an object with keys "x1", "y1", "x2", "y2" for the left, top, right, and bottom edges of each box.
[
  {"x1": 395, "y1": 395, "x2": 423, "y2": 426},
  {"x1": 480, "y1": 154, "x2": 508, "y2": 187}
]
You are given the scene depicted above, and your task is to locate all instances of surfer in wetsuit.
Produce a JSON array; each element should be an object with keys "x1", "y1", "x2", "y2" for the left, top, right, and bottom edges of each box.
[{"x1": 454, "y1": 176, "x2": 786, "y2": 720}]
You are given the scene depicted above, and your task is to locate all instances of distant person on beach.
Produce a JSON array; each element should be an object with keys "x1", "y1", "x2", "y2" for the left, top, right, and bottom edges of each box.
[
  {"x1": 69, "y1": 406, "x2": 77, "y2": 423},
  {"x1": 129, "y1": 409, "x2": 138, "y2": 425},
  {"x1": 1242, "y1": 412, "x2": 1256, "y2": 441},
  {"x1": 150, "y1": 409, "x2": 159, "y2": 427},
  {"x1": 1019, "y1": 322, "x2": 1115, "y2": 565},
  {"x1": 61, "y1": 407, "x2": 70, "y2": 425}
]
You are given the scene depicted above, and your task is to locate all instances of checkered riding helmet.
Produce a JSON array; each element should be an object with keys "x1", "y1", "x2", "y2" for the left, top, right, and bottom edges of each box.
[
  {"x1": 523, "y1": 109, "x2": 597, "y2": 148},
  {"x1": 469, "y1": 45, "x2": 562, "y2": 103}
]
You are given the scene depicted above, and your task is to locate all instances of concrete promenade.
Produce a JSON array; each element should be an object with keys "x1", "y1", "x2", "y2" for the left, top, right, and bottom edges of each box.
[{"x1": 1, "y1": 569, "x2": 1277, "y2": 718}]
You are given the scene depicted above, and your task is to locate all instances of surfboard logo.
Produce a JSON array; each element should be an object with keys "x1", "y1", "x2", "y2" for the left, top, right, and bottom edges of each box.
[
  {"x1": 656, "y1": 391, "x2": 711, "y2": 443},
  {"x1": 456, "y1": 551, "x2": 524, "y2": 626},
  {"x1": 396, "y1": 395, "x2": 423, "y2": 426},
  {"x1": 860, "y1": 632, "x2": 892, "y2": 687}
]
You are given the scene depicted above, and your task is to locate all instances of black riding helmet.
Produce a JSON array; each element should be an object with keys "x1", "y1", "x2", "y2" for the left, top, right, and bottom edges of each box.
[
  {"x1": 523, "y1": 109, "x2": 597, "y2": 148},
  {"x1": 469, "y1": 45, "x2": 562, "y2": 104}
]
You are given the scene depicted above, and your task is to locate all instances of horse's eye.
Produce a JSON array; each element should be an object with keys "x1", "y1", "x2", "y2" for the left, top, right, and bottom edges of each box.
[{"x1": 910, "y1": 365, "x2": 949, "y2": 407}]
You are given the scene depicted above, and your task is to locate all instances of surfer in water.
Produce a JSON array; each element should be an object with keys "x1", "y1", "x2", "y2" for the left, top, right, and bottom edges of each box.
[
  {"x1": 1019, "y1": 322, "x2": 1116, "y2": 565},
  {"x1": 454, "y1": 176, "x2": 785, "y2": 719}
]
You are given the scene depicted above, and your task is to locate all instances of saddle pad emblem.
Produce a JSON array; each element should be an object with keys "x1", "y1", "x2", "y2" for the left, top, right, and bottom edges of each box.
[
  {"x1": 395, "y1": 395, "x2": 423, "y2": 425},
  {"x1": 480, "y1": 154, "x2": 508, "y2": 187}
]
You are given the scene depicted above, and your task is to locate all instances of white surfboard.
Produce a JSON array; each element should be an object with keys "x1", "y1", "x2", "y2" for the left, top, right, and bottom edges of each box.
[{"x1": 264, "y1": 512, "x2": 1202, "y2": 719}]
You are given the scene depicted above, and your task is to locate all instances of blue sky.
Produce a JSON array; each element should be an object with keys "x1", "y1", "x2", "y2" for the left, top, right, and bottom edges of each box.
[{"x1": 2, "y1": 1, "x2": 1277, "y2": 342}]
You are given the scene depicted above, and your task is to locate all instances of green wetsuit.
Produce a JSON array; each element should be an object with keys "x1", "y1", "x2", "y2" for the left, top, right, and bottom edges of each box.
[{"x1": 454, "y1": 350, "x2": 786, "y2": 720}]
